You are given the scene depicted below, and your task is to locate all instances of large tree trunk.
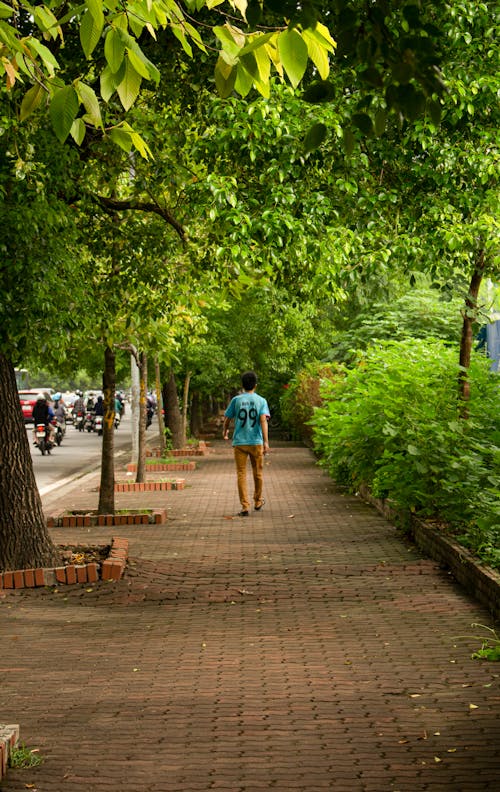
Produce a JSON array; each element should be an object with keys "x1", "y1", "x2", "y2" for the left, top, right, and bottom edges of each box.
[
  {"x1": 0, "y1": 354, "x2": 60, "y2": 571},
  {"x1": 154, "y1": 355, "x2": 166, "y2": 457},
  {"x1": 459, "y1": 250, "x2": 485, "y2": 414},
  {"x1": 98, "y1": 345, "x2": 116, "y2": 514},
  {"x1": 165, "y1": 368, "x2": 184, "y2": 449},
  {"x1": 136, "y1": 351, "x2": 148, "y2": 483}
]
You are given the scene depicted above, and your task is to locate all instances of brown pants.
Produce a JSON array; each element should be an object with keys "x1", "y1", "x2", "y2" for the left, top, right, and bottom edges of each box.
[{"x1": 234, "y1": 444, "x2": 264, "y2": 511}]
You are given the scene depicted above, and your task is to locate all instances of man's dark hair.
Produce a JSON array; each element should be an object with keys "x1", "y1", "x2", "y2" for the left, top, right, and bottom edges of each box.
[{"x1": 241, "y1": 371, "x2": 257, "y2": 391}]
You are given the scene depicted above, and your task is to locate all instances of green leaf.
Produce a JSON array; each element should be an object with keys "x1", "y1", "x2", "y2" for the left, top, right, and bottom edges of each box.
[
  {"x1": 100, "y1": 63, "x2": 122, "y2": 102},
  {"x1": 0, "y1": 2, "x2": 13, "y2": 18},
  {"x1": 428, "y1": 99, "x2": 442, "y2": 126},
  {"x1": 342, "y1": 127, "x2": 355, "y2": 155},
  {"x1": 108, "y1": 126, "x2": 133, "y2": 153},
  {"x1": 25, "y1": 38, "x2": 59, "y2": 75},
  {"x1": 127, "y1": 48, "x2": 153, "y2": 80},
  {"x1": 49, "y1": 85, "x2": 79, "y2": 142},
  {"x1": 238, "y1": 32, "x2": 274, "y2": 57},
  {"x1": 304, "y1": 122, "x2": 327, "y2": 154},
  {"x1": 70, "y1": 117, "x2": 86, "y2": 145},
  {"x1": 80, "y1": 6, "x2": 104, "y2": 58},
  {"x1": 234, "y1": 62, "x2": 254, "y2": 97},
  {"x1": 130, "y1": 131, "x2": 153, "y2": 160},
  {"x1": 215, "y1": 55, "x2": 236, "y2": 98},
  {"x1": 116, "y1": 58, "x2": 142, "y2": 111},
  {"x1": 352, "y1": 112, "x2": 373, "y2": 136},
  {"x1": 374, "y1": 108, "x2": 386, "y2": 136},
  {"x1": 75, "y1": 80, "x2": 102, "y2": 127},
  {"x1": 278, "y1": 29, "x2": 308, "y2": 89},
  {"x1": 301, "y1": 28, "x2": 330, "y2": 80},
  {"x1": 302, "y1": 80, "x2": 335, "y2": 104},
  {"x1": 20, "y1": 83, "x2": 44, "y2": 121},
  {"x1": 104, "y1": 28, "x2": 125, "y2": 73}
]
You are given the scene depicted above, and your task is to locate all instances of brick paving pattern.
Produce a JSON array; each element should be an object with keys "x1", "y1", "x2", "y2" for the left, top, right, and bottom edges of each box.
[{"x1": 0, "y1": 442, "x2": 499, "y2": 791}]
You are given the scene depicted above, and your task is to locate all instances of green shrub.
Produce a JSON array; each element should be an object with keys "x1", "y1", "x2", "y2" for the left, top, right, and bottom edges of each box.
[
  {"x1": 311, "y1": 338, "x2": 500, "y2": 567},
  {"x1": 280, "y1": 362, "x2": 342, "y2": 443}
]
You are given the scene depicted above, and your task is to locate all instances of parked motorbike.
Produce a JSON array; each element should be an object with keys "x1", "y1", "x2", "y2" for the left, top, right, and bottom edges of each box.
[
  {"x1": 73, "y1": 410, "x2": 85, "y2": 431},
  {"x1": 34, "y1": 423, "x2": 53, "y2": 456}
]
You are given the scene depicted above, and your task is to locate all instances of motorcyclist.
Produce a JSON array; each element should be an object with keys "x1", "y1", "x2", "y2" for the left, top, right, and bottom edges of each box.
[
  {"x1": 53, "y1": 392, "x2": 66, "y2": 441},
  {"x1": 32, "y1": 394, "x2": 56, "y2": 445},
  {"x1": 72, "y1": 391, "x2": 84, "y2": 419},
  {"x1": 73, "y1": 391, "x2": 85, "y2": 415},
  {"x1": 94, "y1": 396, "x2": 104, "y2": 416},
  {"x1": 53, "y1": 393, "x2": 66, "y2": 423},
  {"x1": 146, "y1": 394, "x2": 154, "y2": 428}
]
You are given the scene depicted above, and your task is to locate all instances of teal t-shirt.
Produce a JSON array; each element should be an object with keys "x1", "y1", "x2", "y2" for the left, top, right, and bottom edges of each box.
[{"x1": 225, "y1": 392, "x2": 270, "y2": 446}]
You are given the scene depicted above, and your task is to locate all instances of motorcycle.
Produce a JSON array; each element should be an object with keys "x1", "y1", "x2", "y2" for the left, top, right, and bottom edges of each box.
[
  {"x1": 93, "y1": 414, "x2": 103, "y2": 436},
  {"x1": 34, "y1": 423, "x2": 53, "y2": 456},
  {"x1": 73, "y1": 410, "x2": 85, "y2": 431},
  {"x1": 84, "y1": 410, "x2": 94, "y2": 432},
  {"x1": 114, "y1": 411, "x2": 121, "y2": 430},
  {"x1": 54, "y1": 417, "x2": 65, "y2": 446}
]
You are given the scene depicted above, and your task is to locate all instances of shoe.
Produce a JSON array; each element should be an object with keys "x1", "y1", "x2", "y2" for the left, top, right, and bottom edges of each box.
[
  {"x1": 238, "y1": 510, "x2": 249, "y2": 517},
  {"x1": 254, "y1": 499, "x2": 265, "y2": 511}
]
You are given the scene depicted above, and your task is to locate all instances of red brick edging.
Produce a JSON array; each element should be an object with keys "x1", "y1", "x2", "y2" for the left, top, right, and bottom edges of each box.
[
  {"x1": 115, "y1": 480, "x2": 185, "y2": 491},
  {"x1": 0, "y1": 725, "x2": 19, "y2": 784},
  {"x1": 0, "y1": 537, "x2": 129, "y2": 590},
  {"x1": 127, "y1": 462, "x2": 195, "y2": 471},
  {"x1": 146, "y1": 441, "x2": 209, "y2": 458},
  {"x1": 47, "y1": 509, "x2": 166, "y2": 527},
  {"x1": 359, "y1": 484, "x2": 500, "y2": 620}
]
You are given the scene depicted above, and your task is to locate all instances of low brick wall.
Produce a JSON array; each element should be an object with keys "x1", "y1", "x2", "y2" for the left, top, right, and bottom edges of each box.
[
  {"x1": 115, "y1": 480, "x2": 184, "y2": 492},
  {"x1": 47, "y1": 509, "x2": 166, "y2": 527},
  {"x1": 146, "y1": 442, "x2": 209, "y2": 458},
  {"x1": 0, "y1": 537, "x2": 129, "y2": 590},
  {"x1": 0, "y1": 725, "x2": 19, "y2": 784},
  {"x1": 126, "y1": 462, "x2": 195, "y2": 471},
  {"x1": 359, "y1": 484, "x2": 500, "y2": 620}
]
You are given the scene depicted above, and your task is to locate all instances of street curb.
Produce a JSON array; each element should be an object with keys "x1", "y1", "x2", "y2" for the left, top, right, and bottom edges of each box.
[{"x1": 359, "y1": 484, "x2": 500, "y2": 620}]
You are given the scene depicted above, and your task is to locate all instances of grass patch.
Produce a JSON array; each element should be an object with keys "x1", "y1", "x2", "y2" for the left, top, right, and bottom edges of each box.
[{"x1": 9, "y1": 743, "x2": 44, "y2": 769}]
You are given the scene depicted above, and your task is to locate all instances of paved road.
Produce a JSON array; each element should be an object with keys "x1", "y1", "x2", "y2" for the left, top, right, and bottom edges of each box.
[
  {"x1": 29, "y1": 414, "x2": 136, "y2": 494},
  {"x1": 1, "y1": 441, "x2": 499, "y2": 791}
]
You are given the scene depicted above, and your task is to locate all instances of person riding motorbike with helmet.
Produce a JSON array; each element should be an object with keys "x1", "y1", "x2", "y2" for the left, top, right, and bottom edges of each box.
[{"x1": 32, "y1": 394, "x2": 56, "y2": 445}]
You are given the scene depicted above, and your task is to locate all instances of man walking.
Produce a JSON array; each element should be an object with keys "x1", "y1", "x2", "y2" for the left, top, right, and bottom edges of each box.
[{"x1": 223, "y1": 371, "x2": 270, "y2": 516}]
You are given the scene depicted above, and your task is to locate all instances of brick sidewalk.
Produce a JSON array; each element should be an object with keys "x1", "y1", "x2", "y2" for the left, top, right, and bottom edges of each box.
[{"x1": 0, "y1": 442, "x2": 499, "y2": 791}]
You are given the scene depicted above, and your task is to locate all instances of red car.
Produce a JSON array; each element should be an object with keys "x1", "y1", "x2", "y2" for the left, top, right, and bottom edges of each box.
[{"x1": 18, "y1": 390, "x2": 53, "y2": 423}]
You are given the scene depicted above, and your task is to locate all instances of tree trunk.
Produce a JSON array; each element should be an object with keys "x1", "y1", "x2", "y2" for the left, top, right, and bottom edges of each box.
[
  {"x1": 459, "y1": 250, "x2": 485, "y2": 414},
  {"x1": 136, "y1": 351, "x2": 148, "y2": 483},
  {"x1": 181, "y1": 370, "x2": 191, "y2": 447},
  {"x1": 0, "y1": 353, "x2": 60, "y2": 571},
  {"x1": 154, "y1": 355, "x2": 166, "y2": 457},
  {"x1": 98, "y1": 345, "x2": 115, "y2": 514},
  {"x1": 190, "y1": 390, "x2": 202, "y2": 437},
  {"x1": 165, "y1": 368, "x2": 184, "y2": 448}
]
